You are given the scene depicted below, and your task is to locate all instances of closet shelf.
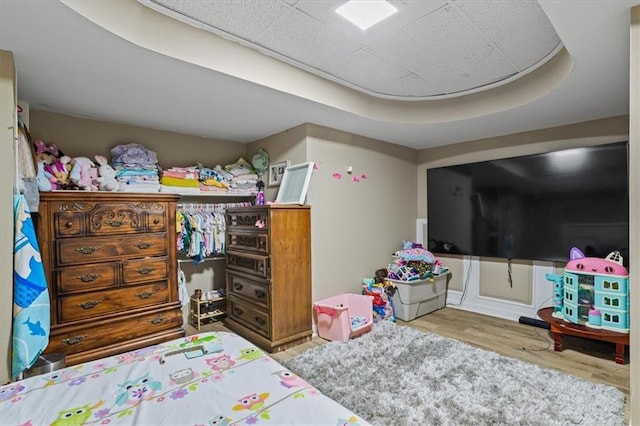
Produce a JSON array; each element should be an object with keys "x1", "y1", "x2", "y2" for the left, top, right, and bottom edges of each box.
[
  {"x1": 196, "y1": 309, "x2": 225, "y2": 319},
  {"x1": 177, "y1": 257, "x2": 226, "y2": 264},
  {"x1": 175, "y1": 192, "x2": 256, "y2": 197}
]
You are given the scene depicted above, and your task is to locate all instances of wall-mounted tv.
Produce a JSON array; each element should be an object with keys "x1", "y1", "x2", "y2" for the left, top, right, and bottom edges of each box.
[{"x1": 427, "y1": 142, "x2": 629, "y2": 266}]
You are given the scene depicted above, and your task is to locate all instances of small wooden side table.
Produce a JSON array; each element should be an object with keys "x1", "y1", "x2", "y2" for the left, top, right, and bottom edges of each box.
[{"x1": 537, "y1": 307, "x2": 629, "y2": 364}]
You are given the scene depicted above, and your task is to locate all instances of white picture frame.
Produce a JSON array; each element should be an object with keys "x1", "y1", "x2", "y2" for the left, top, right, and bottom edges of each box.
[
  {"x1": 268, "y1": 160, "x2": 290, "y2": 187},
  {"x1": 275, "y1": 162, "x2": 314, "y2": 205}
]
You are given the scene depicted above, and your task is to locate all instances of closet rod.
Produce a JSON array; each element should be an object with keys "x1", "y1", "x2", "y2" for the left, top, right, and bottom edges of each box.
[
  {"x1": 176, "y1": 201, "x2": 251, "y2": 208},
  {"x1": 177, "y1": 256, "x2": 225, "y2": 264}
]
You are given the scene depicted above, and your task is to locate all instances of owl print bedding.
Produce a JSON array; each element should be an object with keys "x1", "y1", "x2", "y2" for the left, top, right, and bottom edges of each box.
[{"x1": 1, "y1": 332, "x2": 370, "y2": 426}]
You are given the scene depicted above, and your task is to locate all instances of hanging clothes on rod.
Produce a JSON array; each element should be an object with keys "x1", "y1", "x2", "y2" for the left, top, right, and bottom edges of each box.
[{"x1": 176, "y1": 201, "x2": 251, "y2": 264}]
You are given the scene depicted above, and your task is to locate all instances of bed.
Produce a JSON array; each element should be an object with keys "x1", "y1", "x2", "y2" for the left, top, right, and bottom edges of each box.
[{"x1": 0, "y1": 331, "x2": 370, "y2": 425}]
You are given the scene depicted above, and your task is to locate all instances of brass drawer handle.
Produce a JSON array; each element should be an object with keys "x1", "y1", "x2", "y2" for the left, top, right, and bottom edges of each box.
[
  {"x1": 255, "y1": 317, "x2": 266, "y2": 326},
  {"x1": 136, "y1": 267, "x2": 154, "y2": 275},
  {"x1": 77, "y1": 273, "x2": 101, "y2": 282},
  {"x1": 62, "y1": 335, "x2": 87, "y2": 345},
  {"x1": 76, "y1": 246, "x2": 98, "y2": 255},
  {"x1": 233, "y1": 283, "x2": 243, "y2": 291},
  {"x1": 153, "y1": 218, "x2": 160, "y2": 224},
  {"x1": 254, "y1": 289, "x2": 265, "y2": 299},
  {"x1": 233, "y1": 307, "x2": 243, "y2": 316},
  {"x1": 149, "y1": 317, "x2": 166, "y2": 325},
  {"x1": 77, "y1": 300, "x2": 102, "y2": 309},
  {"x1": 65, "y1": 221, "x2": 74, "y2": 228},
  {"x1": 136, "y1": 291, "x2": 156, "y2": 299},
  {"x1": 135, "y1": 242, "x2": 153, "y2": 249},
  {"x1": 106, "y1": 219, "x2": 123, "y2": 227}
]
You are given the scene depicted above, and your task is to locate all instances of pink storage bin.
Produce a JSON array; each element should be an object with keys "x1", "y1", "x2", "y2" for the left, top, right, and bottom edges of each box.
[{"x1": 313, "y1": 293, "x2": 373, "y2": 342}]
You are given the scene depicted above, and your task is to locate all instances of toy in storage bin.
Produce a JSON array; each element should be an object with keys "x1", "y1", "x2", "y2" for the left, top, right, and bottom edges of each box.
[{"x1": 313, "y1": 293, "x2": 374, "y2": 342}]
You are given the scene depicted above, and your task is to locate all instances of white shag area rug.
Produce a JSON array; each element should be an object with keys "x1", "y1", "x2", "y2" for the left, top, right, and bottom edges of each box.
[{"x1": 283, "y1": 321, "x2": 625, "y2": 426}]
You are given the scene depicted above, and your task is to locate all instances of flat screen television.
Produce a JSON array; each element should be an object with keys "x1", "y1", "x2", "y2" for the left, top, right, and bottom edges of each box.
[{"x1": 426, "y1": 141, "x2": 629, "y2": 266}]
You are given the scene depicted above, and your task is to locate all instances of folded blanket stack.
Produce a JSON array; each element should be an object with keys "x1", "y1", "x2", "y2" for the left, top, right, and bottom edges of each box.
[
  {"x1": 198, "y1": 165, "x2": 231, "y2": 193},
  {"x1": 160, "y1": 166, "x2": 200, "y2": 193},
  {"x1": 225, "y1": 158, "x2": 258, "y2": 195},
  {"x1": 110, "y1": 143, "x2": 161, "y2": 192}
]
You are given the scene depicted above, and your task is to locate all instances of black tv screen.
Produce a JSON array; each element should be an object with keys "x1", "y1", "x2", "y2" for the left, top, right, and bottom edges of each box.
[{"x1": 427, "y1": 142, "x2": 629, "y2": 266}]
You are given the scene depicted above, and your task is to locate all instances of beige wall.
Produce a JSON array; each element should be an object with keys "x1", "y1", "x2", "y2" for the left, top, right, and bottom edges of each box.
[
  {"x1": 304, "y1": 125, "x2": 417, "y2": 303},
  {"x1": 0, "y1": 50, "x2": 16, "y2": 383},
  {"x1": 249, "y1": 124, "x2": 309, "y2": 202},
  {"x1": 30, "y1": 110, "x2": 246, "y2": 168},
  {"x1": 417, "y1": 116, "x2": 629, "y2": 298},
  {"x1": 253, "y1": 123, "x2": 418, "y2": 305},
  {"x1": 629, "y1": 5, "x2": 639, "y2": 424}
]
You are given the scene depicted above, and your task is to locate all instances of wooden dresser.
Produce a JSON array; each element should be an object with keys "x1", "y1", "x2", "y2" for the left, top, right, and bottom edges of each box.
[
  {"x1": 36, "y1": 192, "x2": 184, "y2": 365},
  {"x1": 224, "y1": 205, "x2": 311, "y2": 352}
]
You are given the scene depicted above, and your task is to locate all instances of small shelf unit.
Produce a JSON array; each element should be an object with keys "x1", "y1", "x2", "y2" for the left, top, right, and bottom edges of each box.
[{"x1": 189, "y1": 295, "x2": 226, "y2": 330}]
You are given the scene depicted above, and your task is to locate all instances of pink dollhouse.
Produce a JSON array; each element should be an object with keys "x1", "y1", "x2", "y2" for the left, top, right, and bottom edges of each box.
[{"x1": 546, "y1": 248, "x2": 629, "y2": 333}]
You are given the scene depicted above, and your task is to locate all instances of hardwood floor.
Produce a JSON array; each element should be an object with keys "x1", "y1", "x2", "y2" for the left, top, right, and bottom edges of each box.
[{"x1": 185, "y1": 306, "x2": 631, "y2": 422}]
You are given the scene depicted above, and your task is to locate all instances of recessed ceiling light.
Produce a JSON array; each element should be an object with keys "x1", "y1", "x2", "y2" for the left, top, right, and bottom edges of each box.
[{"x1": 335, "y1": 0, "x2": 398, "y2": 31}]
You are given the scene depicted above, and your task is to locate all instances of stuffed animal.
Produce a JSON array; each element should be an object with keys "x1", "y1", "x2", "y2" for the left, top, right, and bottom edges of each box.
[
  {"x1": 94, "y1": 155, "x2": 119, "y2": 191},
  {"x1": 33, "y1": 140, "x2": 62, "y2": 158},
  {"x1": 45, "y1": 155, "x2": 72, "y2": 190},
  {"x1": 36, "y1": 159, "x2": 53, "y2": 191},
  {"x1": 69, "y1": 157, "x2": 98, "y2": 191}
]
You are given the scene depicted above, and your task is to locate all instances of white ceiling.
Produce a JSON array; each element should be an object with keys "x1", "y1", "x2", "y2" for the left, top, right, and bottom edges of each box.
[
  {"x1": 141, "y1": 0, "x2": 561, "y2": 99},
  {"x1": 0, "y1": 0, "x2": 637, "y2": 150}
]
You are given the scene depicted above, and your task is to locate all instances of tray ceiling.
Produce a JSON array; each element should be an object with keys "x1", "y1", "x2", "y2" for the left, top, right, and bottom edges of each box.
[{"x1": 141, "y1": 0, "x2": 562, "y2": 99}]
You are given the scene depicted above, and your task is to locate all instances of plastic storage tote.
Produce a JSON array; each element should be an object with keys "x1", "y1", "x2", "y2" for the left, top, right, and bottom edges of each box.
[{"x1": 388, "y1": 272, "x2": 449, "y2": 321}]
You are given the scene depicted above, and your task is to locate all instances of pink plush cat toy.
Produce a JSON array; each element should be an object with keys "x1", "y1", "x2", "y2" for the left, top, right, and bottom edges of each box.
[{"x1": 565, "y1": 247, "x2": 627, "y2": 276}]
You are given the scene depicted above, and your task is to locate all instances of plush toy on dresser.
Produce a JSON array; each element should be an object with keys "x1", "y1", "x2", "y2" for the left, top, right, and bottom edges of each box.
[
  {"x1": 546, "y1": 247, "x2": 629, "y2": 333},
  {"x1": 69, "y1": 157, "x2": 98, "y2": 191},
  {"x1": 95, "y1": 155, "x2": 119, "y2": 191}
]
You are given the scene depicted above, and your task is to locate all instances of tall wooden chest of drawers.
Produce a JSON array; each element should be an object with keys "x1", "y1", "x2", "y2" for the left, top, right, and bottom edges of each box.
[
  {"x1": 36, "y1": 192, "x2": 185, "y2": 366},
  {"x1": 224, "y1": 205, "x2": 311, "y2": 352}
]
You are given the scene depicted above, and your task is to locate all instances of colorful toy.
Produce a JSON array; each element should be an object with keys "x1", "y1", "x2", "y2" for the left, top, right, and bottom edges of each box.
[
  {"x1": 546, "y1": 247, "x2": 629, "y2": 333},
  {"x1": 69, "y1": 157, "x2": 98, "y2": 191},
  {"x1": 362, "y1": 277, "x2": 396, "y2": 322}
]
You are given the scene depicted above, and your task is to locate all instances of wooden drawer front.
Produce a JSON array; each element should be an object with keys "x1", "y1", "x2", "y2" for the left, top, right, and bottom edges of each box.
[
  {"x1": 227, "y1": 271, "x2": 270, "y2": 309},
  {"x1": 47, "y1": 309, "x2": 182, "y2": 355},
  {"x1": 147, "y1": 211, "x2": 167, "y2": 233},
  {"x1": 57, "y1": 263, "x2": 118, "y2": 294},
  {"x1": 226, "y1": 251, "x2": 269, "y2": 278},
  {"x1": 57, "y1": 234, "x2": 168, "y2": 265},
  {"x1": 59, "y1": 282, "x2": 169, "y2": 322},
  {"x1": 53, "y1": 212, "x2": 84, "y2": 238},
  {"x1": 227, "y1": 209, "x2": 269, "y2": 231},
  {"x1": 227, "y1": 230, "x2": 268, "y2": 254},
  {"x1": 122, "y1": 257, "x2": 168, "y2": 285},
  {"x1": 228, "y1": 297, "x2": 270, "y2": 338},
  {"x1": 86, "y1": 203, "x2": 148, "y2": 235}
]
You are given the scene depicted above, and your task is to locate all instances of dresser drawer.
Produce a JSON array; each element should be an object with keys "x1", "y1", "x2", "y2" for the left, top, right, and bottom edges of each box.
[
  {"x1": 46, "y1": 308, "x2": 182, "y2": 355},
  {"x1": 227, "y1": 230, "x2": 268, "y2": 255},
  {"x1": 226, "y1": 251, "x2": 269, "y2": 278},
  {"x1": 53, "y1": 212, "x2": 84, "y2": 238},
  {"x1": 58, "y1": 282, "x2": 169, "y2": 322},
  {"x1": 51, "y1": 201, "x2": 168, "y2": 237},
  {"x1": 57, "y1": 233, "x2": 168, "y2": 265},
  {"x1": 227, "y1": 271, "x2": 270, "y2": 309},
  {"x1": 57, "y1": 263, "x2": 118, "y2": 294},
  {"x1": 226, "y1": 209, "x2": 269, "y2": 231},
  {"x1": 228, "y1": 297, "x2": 270, "y2": 338},
  {"x1": 122, "y1": 256, "x2": 169, "y2": 285}
]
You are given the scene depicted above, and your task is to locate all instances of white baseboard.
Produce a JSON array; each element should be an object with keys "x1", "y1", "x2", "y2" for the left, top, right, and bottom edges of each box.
[
  {"x1": 444, "y1": 257, "x2": 555, "y2": 322},
  {"x1": 446, "y1": 291, "x2": 545, "y2": 322}
]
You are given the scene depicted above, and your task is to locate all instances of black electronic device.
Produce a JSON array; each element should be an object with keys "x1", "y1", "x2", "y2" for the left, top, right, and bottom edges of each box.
[{"x1": 427, "y1": 141, "x2": 629, "y2": 266}]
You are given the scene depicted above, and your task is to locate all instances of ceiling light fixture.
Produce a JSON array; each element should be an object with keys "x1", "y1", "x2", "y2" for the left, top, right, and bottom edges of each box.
[{"x1": 335, "y1": 0, "x2": 398, "y2": 31}]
